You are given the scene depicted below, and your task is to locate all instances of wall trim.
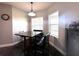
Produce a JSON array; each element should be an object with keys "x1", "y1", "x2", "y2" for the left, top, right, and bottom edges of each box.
[
  {"x1": 0, "y1": 41, "x2": 21, "y2": 48},
  {"x1": 49, "y1": 41, "x2": 66, "y2": 55}
]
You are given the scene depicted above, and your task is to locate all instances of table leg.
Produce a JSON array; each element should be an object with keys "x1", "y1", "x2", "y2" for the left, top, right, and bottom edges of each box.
[{"x1": 24, "y1": 37, "x2": 26, "y2": 56}]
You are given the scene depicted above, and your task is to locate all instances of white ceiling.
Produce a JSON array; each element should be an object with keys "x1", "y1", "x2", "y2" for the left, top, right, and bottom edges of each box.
[{"x1": 2, "y1": 2, "x2": 53, "y2": 12}]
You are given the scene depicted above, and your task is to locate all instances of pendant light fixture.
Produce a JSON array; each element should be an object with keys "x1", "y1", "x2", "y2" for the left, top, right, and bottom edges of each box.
[{"x1": 28, "y1": 2, "x2": 36, "y2": 16}]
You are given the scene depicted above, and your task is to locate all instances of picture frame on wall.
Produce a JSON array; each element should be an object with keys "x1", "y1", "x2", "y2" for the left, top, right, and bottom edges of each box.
[{"x1": 1, "y1": 14, "x2": 10, "y2": 21}]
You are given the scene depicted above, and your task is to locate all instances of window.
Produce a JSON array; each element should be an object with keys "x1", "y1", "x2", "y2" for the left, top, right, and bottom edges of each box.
[
  {"x1": 31, "y1": 17, "x2": 43, "y2": 34},
  {"x1": 48, "y1": 11, "x2": 59, "y2": 38}
]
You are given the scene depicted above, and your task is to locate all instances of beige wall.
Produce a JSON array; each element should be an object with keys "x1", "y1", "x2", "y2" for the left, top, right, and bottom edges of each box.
[
  {"x1": 0, "y1": 4, "x2": 12, "y2": 45},
  {"x1": 12, "y1": 7, "x2": 29, "y2": 42},
  {"x1": 0, "y1": 4, "x2": 29, "y2": 46}
]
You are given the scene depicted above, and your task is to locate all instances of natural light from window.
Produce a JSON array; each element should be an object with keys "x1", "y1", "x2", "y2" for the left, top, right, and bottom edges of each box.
[
  {"x1": 31, "y1": 17, "x2": 43, "y2": 35},
  {"x1": 12, "y1": 18, "x2": 28, "y2": 34},
  {"x1": 48, "y1": 11, "x2": 59, "y2": 38}
]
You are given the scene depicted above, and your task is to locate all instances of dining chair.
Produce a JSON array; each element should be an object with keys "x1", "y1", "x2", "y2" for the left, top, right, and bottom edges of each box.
[{"x1": 31, "y1": 33, "x2": 50, "y2": 56}]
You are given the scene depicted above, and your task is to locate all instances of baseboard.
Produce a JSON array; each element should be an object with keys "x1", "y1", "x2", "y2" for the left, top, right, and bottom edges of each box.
[
  {"x1": 49, "y1": 41, "x2": 66, "y2": 56},
  {"x1": 0, "y1": 41, "x2": 21, "y2": 48}
]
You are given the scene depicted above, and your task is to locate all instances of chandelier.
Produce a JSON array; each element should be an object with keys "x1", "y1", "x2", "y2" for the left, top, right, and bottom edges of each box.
[{"x1": 28, "y1": 2, "x2": 36, "y2": 16}]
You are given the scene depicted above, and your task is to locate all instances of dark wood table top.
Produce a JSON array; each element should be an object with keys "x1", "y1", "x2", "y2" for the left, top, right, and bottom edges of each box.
[{"x1": 15, "y1": 32, "x2": 34, "y2": 37}]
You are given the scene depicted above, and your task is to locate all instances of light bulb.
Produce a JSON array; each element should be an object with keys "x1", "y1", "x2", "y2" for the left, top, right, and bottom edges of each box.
[{"x1": 28, "y1": 11, "x2": 36, "y2": 16}]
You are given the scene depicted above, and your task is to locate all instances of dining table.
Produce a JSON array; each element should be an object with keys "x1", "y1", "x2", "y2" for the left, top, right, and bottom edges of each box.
[
  {"x1": 15, "y1": 31, "x2": 34, "y2": 55},
  {"x1": 15, "y1": 31, "x2": 48, "y2": 55}
]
